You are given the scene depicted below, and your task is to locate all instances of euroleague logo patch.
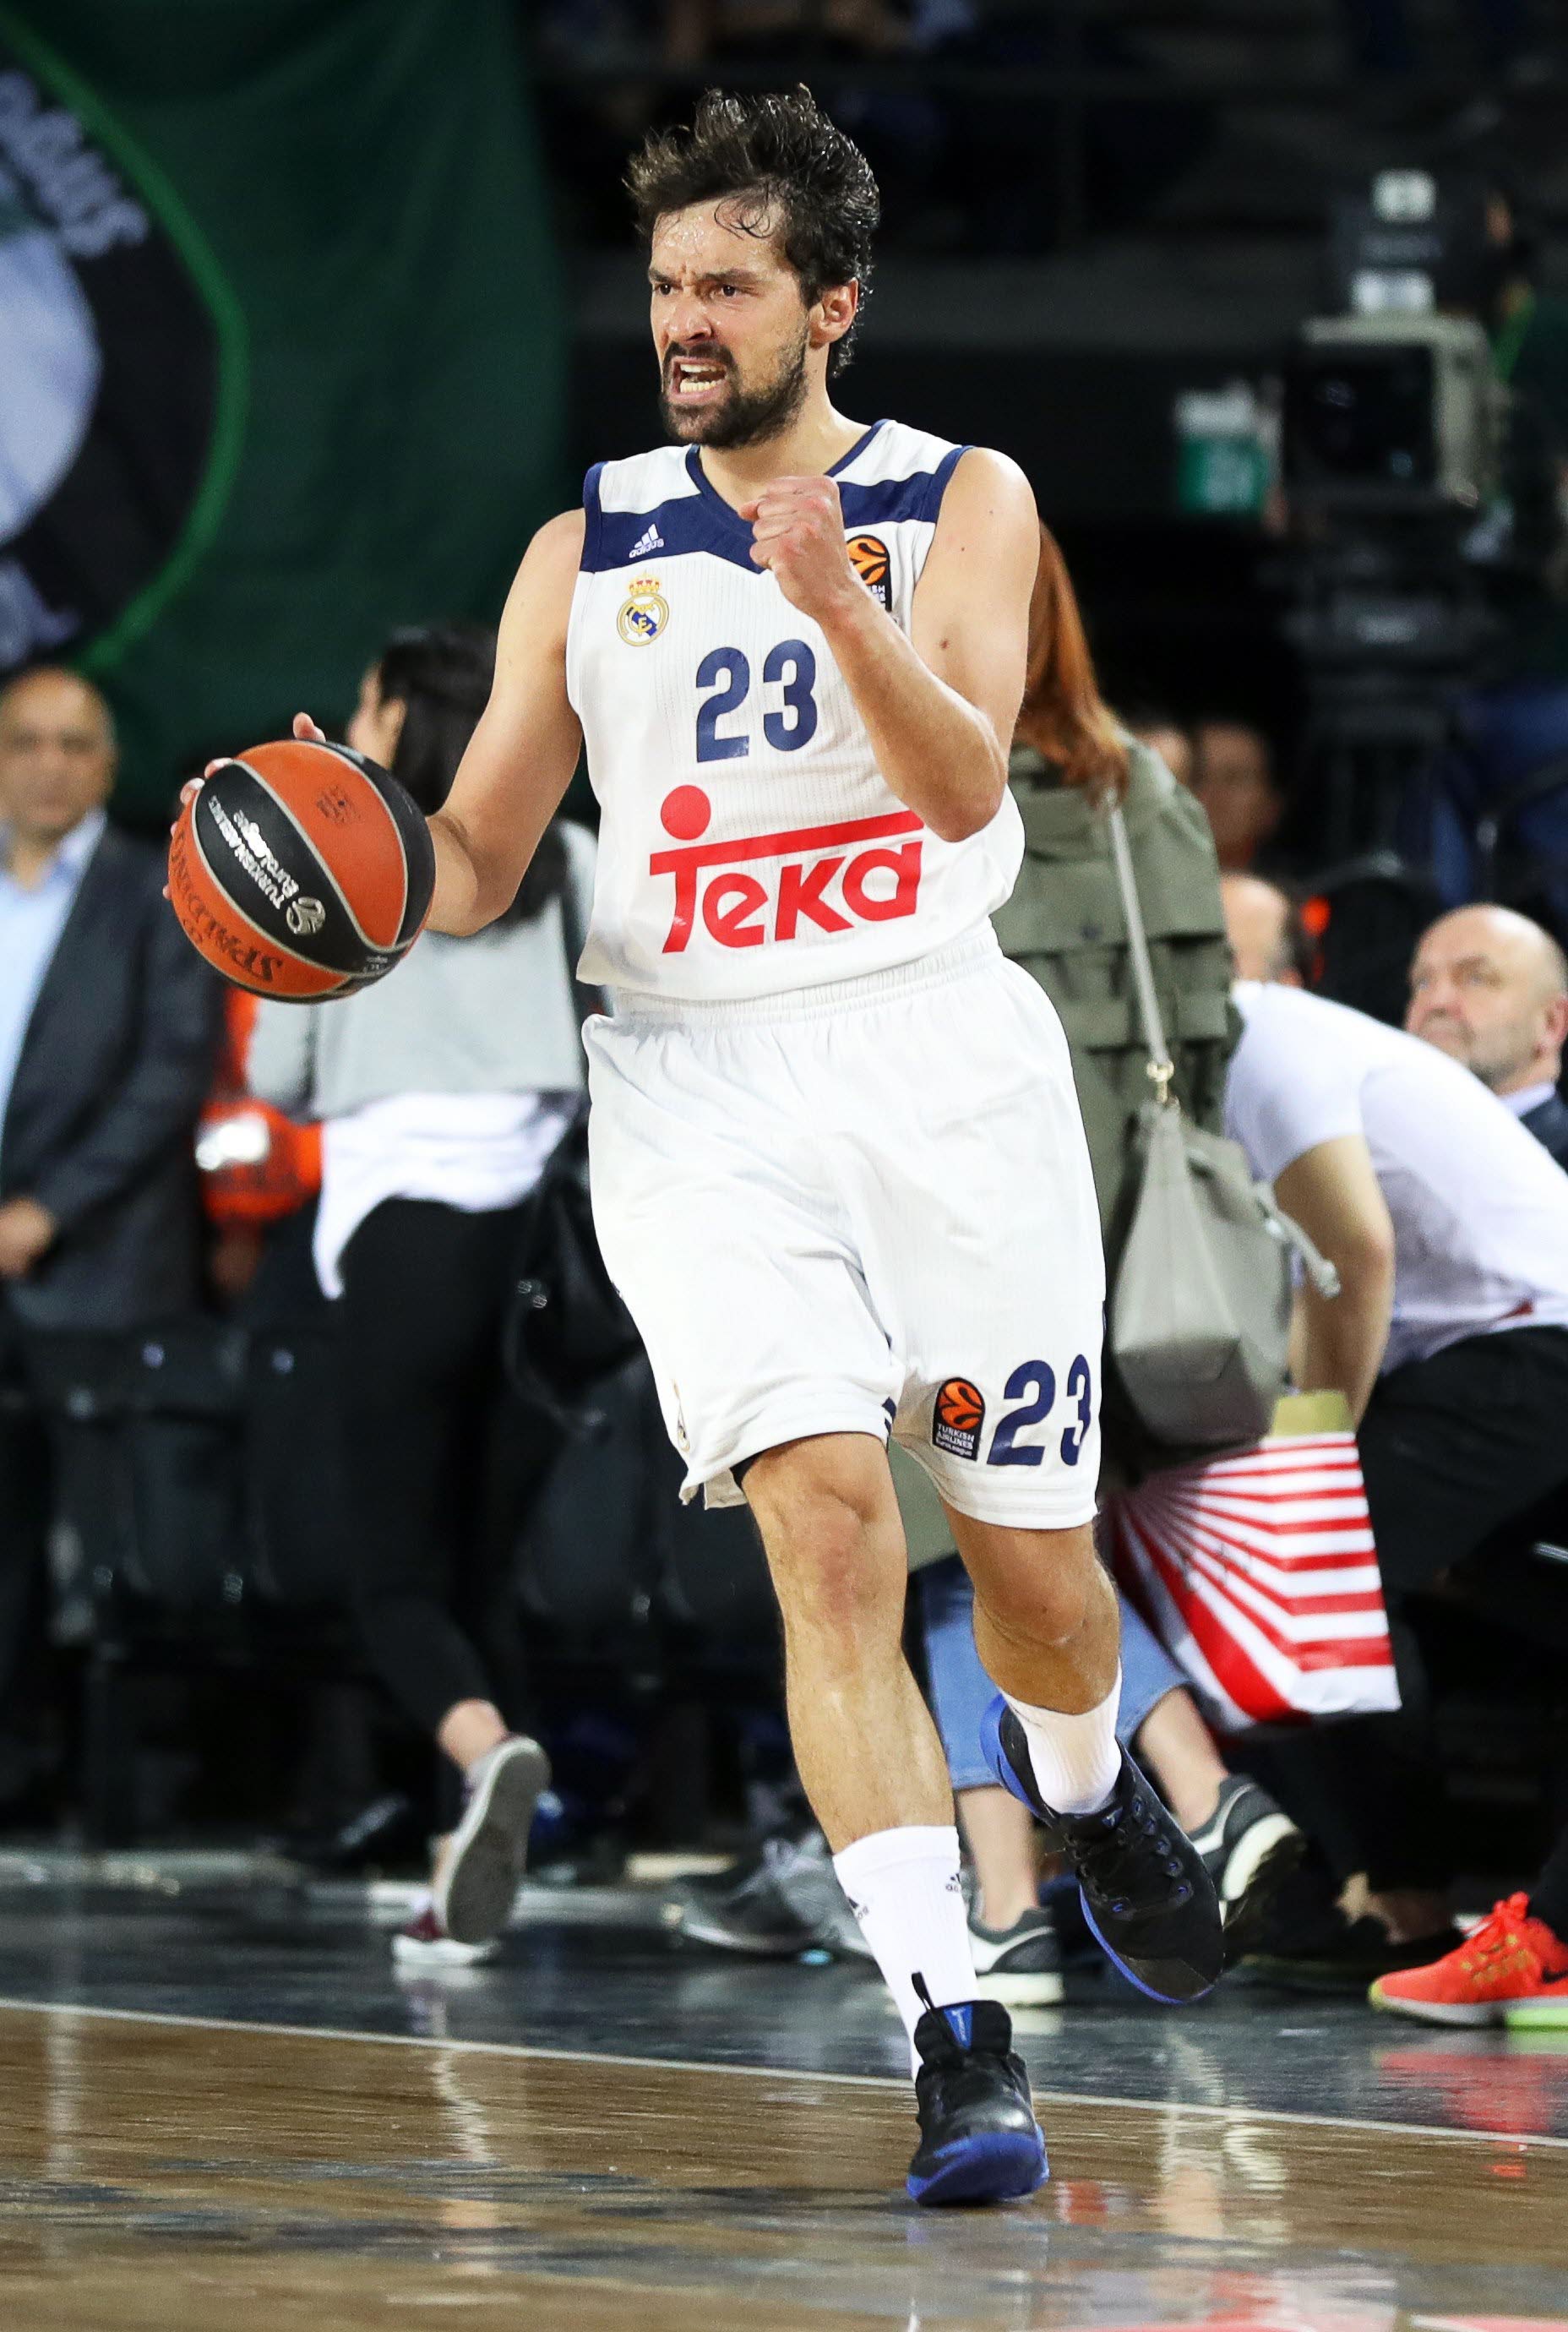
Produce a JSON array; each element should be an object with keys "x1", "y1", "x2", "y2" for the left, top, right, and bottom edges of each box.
[
  {"x1": 932, "y1": 1376, "x2": 985, "y2": 1462},
  {"x1": 846, "y1": 532, "x2": 890, "y2": 608}
]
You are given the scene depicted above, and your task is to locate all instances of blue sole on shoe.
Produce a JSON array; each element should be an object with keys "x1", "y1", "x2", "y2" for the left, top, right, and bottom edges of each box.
[
  {"x1": 1081, "y1": 1893, "x2": 1217, "y2": 2007},
  {"x1": 906, "y1": 2128, "x2": 1049, "y2": 2207}
]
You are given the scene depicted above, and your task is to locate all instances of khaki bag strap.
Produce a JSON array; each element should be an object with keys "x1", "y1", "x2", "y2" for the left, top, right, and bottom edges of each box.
[
  {"x1": 1108, "y1": 804, "x2": 1340, "y2": 1300},
  {"x1": 1107, "y1": 804, "x2": 1175, "y2": 1109}
]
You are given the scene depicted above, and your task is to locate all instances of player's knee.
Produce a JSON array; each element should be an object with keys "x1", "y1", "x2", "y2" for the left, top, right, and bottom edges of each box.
[
  {"x1": 981, "y1": 1539, "x2": 1108, "y2": 1653},
  {"x1": 749, "y1": 1466, "x2": 894, "y2": 1643}
]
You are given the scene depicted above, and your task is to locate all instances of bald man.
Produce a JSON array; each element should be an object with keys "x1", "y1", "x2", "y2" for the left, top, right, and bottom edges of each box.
[
  {"x1": 1220, "y1": 873, "x2": 1306, "y2": 986},
  {"x1": 1407, "y1": 906, "x2": 1568, "y2": 1170},
  {"x1": 0, "y1": 667, "x2": 220, "y2": 1818}
]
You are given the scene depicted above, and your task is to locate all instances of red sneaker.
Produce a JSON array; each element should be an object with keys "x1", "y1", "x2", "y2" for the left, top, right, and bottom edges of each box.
[{"x1": 1369, "y1": 1893, "x2": 1568, "y2": 2026}]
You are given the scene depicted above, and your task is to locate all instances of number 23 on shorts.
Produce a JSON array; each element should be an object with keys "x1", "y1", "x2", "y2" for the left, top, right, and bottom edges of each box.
[{"x1": 932, "y1": 1358, "x2": 1095, "y2": 1468}]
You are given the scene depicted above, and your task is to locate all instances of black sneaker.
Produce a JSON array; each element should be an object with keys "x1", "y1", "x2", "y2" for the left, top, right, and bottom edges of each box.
[
  {"x1": 1239, "y1": 1848, "x2": 1461, "y2": 1991},
  {"x1": 982, "y1": 1700, "x2": 1222, "y2": 2004},
  {"x1": 906, "y1": 1979, "x2": 1048, "y2": 2207},
  {"x1": 1247, "y1": 1913, "x2": 1466, "y2": 1991},
  {"x1": 967, "y1": 1906, "x2": 1063, "y2": 2006},
  {"x1": 1188, "y1": 1776, "x2": 1304, "y2": 1959}
]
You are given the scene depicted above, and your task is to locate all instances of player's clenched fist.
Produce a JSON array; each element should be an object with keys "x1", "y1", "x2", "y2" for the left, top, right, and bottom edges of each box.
[{"x1": 738, "y1": 477, "x2": 862, "y2": 624}]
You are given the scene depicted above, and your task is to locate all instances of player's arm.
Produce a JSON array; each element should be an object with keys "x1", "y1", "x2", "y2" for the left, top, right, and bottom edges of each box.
[
  {"x1": 425, "y1": 510, "x2": 586, "y2": 935},
  {"x1": 744, "y1": 448, "x2": 1037, "y2": 842},
  {"x1": 1271, "y1": 1134, "x2": 1396, "y2": 1426}
]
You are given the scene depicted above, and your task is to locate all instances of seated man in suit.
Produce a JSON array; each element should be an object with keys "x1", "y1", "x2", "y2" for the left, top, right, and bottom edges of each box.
[
  {"x1": 0, "y1": 666, "x2": 220, "y2": 1819},
  {"x1": 1406, "y1": 904, "x2": 1568, "y2": 1170}
]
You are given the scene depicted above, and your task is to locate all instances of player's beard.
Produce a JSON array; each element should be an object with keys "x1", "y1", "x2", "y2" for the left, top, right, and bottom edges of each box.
[{"x1": 660, "y1": 328, "x2": 810, "y2": 450}]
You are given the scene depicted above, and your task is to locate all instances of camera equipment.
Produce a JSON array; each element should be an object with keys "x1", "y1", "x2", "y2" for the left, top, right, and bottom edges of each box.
[
  {"x1": 1283, "y1": 313, "x2": 1504, "y2": 521},
  {"x1": 1274, "y1": 173, "x2": 1525, "y2": 888}
]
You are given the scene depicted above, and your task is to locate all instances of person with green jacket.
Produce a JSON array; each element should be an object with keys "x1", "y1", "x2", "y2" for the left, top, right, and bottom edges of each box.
[{"x1": 906, "y1": 526, "x2": 1303, "y2": 2003}]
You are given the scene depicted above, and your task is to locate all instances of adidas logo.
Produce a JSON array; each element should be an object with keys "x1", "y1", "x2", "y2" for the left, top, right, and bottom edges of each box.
[{"x1": 629, "y1": 523, "x2": 665, "y2": 558}]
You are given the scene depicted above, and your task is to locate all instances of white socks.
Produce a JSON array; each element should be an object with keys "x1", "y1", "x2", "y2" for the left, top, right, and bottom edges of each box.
[
  {"x1": 1003, "y1": 1670, "x2": 1123, "y2": 1815},
  {"x1": 833, "y1": 1824, "x2": 977, "y2": 2058}
]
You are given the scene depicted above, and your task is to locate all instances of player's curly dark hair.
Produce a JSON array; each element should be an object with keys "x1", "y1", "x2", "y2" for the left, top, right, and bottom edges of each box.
[{"x1": 626, "y1": 88, "x2": 879, "y2": 377}]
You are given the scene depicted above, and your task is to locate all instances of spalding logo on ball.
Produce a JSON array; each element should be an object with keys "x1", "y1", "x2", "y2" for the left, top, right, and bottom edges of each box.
[{"x1": 168, "y1": 738, "x2": 435, "y2": 1000}]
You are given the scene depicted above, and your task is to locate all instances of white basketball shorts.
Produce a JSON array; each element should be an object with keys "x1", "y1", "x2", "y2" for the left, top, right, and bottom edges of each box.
[{"x1": 585, "y1": 926, "x2": 1104, "y2": 1528}]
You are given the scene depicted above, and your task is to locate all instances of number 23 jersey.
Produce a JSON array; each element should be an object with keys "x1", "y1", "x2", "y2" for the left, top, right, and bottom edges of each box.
[{"x1": 565, "y1": 417, "x2": 1026, "y2": 1003}]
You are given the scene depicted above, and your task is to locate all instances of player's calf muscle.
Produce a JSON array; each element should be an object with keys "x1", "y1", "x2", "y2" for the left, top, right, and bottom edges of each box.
[{"x1": 971, "y1": 1542, "x2": 1119, "y2": 1711}]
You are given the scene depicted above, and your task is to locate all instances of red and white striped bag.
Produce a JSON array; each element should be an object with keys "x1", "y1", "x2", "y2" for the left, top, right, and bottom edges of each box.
[{"x1": 1106, "y1": 1423, "x2": 1400, "y2": 1735}]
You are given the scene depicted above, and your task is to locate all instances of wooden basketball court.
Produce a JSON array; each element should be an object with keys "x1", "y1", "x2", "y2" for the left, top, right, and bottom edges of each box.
[{"x1": 3, "y1": 1973, "x2": 1566, "y2": 2329}]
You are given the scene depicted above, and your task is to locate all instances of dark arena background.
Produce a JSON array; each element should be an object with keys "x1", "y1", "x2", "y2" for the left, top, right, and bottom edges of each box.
[{"x1": 3, "y1": 3, "x2": 1568, "y2": 2324}]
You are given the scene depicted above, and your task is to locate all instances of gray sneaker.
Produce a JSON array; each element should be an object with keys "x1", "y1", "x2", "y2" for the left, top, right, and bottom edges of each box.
[
  {"x1": 967, "y1": 1906, "x2": 1063, "y2": 2006},
  {"x1": 434, "y1": 1735, "x2": 551, "y2": 1946},
  {"x1": 1189, "y1": 1775, "x2": 1304, "y2": 1956},
  {"x1": 664, "y1": 1828, "x2": 873, "y2": 1960}
]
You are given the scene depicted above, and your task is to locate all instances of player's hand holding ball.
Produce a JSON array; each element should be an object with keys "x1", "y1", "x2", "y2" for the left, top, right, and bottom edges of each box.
[
  {"x1": 167, "y1": 711, "x2": 434, "y2": 1000},
  {"x1": 740, "y1": 476, "x2": 862, "y2": 624}
]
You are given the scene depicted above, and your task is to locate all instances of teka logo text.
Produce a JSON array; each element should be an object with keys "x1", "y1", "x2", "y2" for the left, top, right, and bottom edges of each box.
[{"x1": 650, "y1": 787, "x2": 924, "y2": 952}]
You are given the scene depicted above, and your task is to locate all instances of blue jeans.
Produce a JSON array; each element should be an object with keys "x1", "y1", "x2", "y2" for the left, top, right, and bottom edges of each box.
[{"x1": 917, "y1": 1553, "x2": 1184, "y2": 1790}]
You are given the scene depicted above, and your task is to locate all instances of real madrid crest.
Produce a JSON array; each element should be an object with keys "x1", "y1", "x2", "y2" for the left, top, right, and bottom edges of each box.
[{"x1": 618, "y1": 575, "x2": 668, "y2": 646}]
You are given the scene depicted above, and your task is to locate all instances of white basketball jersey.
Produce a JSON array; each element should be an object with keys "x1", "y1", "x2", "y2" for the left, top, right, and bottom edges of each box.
[{"x1": 565, "y1": 417, "x2": 1025, "y2": 1002}]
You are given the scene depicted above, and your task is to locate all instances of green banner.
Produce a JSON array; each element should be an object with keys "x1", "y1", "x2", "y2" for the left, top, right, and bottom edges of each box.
[{"x1": 0, "y1": 0, "x2": 565, "y2": 818}]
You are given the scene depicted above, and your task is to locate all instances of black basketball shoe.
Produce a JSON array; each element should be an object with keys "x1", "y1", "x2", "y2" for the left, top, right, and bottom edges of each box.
[
  {"x1": 982, "y1": 1699, "x2": 1223, "y2": 2004},
  {"x1": 906, "y1": 1978, "x2": 1048, "y2": 2207}
]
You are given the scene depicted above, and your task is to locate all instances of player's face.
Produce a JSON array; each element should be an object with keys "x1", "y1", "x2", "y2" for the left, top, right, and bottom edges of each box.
[{"x1": 649, "y1": 203, "x2": 814, "y2": 450}]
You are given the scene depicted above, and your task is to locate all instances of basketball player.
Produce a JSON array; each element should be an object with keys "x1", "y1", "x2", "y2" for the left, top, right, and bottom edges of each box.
[{"x1": 299, "y1": 90, "x2": 1223, "y2": 2202}]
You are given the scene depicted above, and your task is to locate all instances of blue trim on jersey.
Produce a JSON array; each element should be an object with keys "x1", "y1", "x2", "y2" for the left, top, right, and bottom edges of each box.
[
  {"x1": 581, "y1": 462, "x2": 606, "y2": 573},
  {"x1": 583, "y1": 480, "x2": 759, "y2": 575},
  {"x1": 838, "y1": 450, "x2": 970, "y2": 531},
  {"x1": 577, "y1": 427, "x2": 971, "y2": 575}
]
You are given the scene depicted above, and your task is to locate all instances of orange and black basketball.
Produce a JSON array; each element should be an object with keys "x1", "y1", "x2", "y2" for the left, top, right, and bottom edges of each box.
[
  {"x1": 168, "y1": 738, "x2": 435, "y2": 1000},
  {"x1": 934, "y1": 1378, "x2": 985, "y2": 1434}
]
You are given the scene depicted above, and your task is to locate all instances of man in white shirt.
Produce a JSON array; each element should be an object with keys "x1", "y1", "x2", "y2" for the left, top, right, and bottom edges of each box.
[
  {"x1": 1406, "y1": 904, "x2": 1568, "y2": 1170},
  {"x1": 1221, "y1": 972, "x2": 1568, "y2": 1970}
]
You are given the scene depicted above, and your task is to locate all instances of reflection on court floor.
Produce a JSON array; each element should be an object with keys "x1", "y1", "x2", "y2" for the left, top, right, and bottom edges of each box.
[
  {"x1": 0, "y1": 1893, "x2": 1558, "y2": 2332},
  {"x1": 0, "y1": 1886, "x2": 1565, "y2": 2329}
]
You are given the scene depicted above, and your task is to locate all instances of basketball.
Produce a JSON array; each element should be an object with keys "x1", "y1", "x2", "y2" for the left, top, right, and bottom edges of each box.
[{"x1": 167, "y1": 737, "x2": 436, "y2": 1000}]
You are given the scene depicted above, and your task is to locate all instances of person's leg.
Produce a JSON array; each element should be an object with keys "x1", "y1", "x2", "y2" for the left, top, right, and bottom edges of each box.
[
  {"x1": 746, "y1": 1430, "x2": 1052, "y2": 2204},
  {"x1": 743, "y1": 1432, "x2": 974, "y2": 2044},
  {"x1": 338, "y1": 1201, "x2": 509, "y2": 1753},
  {"x1": 1353, "y1": 1331, "x2": 1568, "y2": 1932},
  {"x1": 950, "y1": 1510, "x2": 1121, "y2": 1788},
  {"x1": 917, "y1": 1555, "x2": 1043, "y2": 1927},
  {"x1": 338, "y1": 1200, "x2": 548, "y2": 1948},
  {"x1": 1114, "y1": 1588, "x2": 1226, "y2": 1829},
  {"x1": 1135, "y1": 1687, "x2": 1230, "y2": 1833},
  {"x1": 0, "y1": 1309, "x2": 54, "y2": 1809},
  {"x1": 950, "y1": 1503, "x2": 1224, "y2": 2003}
]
